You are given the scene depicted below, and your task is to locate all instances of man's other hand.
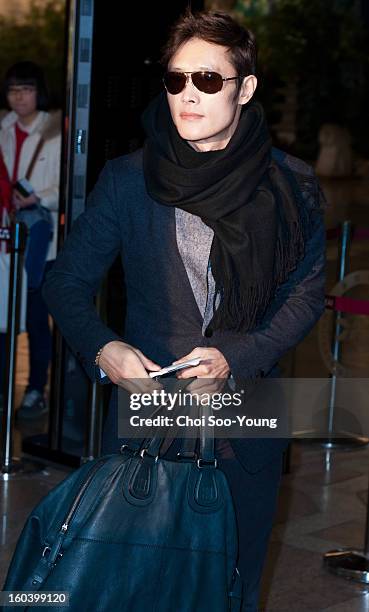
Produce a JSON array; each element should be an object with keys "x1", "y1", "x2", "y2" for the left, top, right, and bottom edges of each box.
[
  {"x1": 172, "y1": 347, "x2": 230, "y2": 396},
  {"x1": 98, "y1": 340, "x2": 162, "y2": 394},
  {"x1": 173, "y1": 347, "x2": 230, "y2": 379}
]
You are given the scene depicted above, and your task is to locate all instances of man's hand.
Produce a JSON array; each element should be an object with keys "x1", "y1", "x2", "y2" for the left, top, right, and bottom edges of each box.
[
  {"x1": 172, "y1": 347, "x2": 230, "y2": 396},
  {"x1": 98, "y1": 340, "x2": 162, "y2": 394},
  {"x1": 173, "y1": 347, "x2": 230, "y2": 379},
  {"x1": 12, "y1": 189, "x2": 39, "y2": 209}
]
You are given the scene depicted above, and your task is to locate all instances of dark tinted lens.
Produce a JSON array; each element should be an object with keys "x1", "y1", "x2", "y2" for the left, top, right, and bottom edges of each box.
[
  {"x1": 163, "y1": 72, "x2": 186, "y2": 94},
  {"x1": 192, "y1": 72, "x2": 223, "y2": 94}
]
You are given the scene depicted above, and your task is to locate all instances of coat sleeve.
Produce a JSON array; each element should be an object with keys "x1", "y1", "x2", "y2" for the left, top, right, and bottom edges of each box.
[
  {"x1": 209, "y1": 207, "x2": 326, "y2": 382},
  {"x1": 42, "y1": 160, "x2": 123, "y2": 383}
]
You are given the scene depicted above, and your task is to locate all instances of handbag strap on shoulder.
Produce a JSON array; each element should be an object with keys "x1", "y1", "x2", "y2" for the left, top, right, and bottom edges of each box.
[{"x1": 25, "y1": 137, "x2": 45, "y2": 181}]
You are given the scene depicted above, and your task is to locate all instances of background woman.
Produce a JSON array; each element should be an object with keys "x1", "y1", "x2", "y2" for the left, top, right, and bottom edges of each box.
[{"x1": 0, "y1": 61, "x2": 61, "y2": 418}]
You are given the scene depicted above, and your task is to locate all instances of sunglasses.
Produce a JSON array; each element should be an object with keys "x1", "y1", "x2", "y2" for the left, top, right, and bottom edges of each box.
[{"x1": 163, "y1": 71, "x2": 242, "y2": 95}]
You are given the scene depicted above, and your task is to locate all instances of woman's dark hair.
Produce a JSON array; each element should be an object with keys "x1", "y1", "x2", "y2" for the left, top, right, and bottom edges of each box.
[
  {"x1": 161, "y1": 10, "x2": 257, "y2": 82},
  {"x1": 3, "y1": 61, "x2": 49, "y2": 111}
]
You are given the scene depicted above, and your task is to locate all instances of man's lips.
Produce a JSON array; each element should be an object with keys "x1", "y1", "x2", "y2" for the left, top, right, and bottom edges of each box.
[{"x1": 179, "y1": 113, "x2": 204, "y2": 120}]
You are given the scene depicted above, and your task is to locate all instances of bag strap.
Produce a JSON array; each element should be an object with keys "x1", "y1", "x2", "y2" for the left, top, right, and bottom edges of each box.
[
  {"x1": 177, "y1": 436, "x2": 197, "y2": 460},
  {"x1": 141, "y1": 383, "x2": 216, "y2": 465},
  {"x1": 198, "y1": 403, "x2": 215, "y2": 464},
  {"x1": 135, "y1": 378, "x2": 192, "y2": 458},
  {"x1": 25, "y1": 137, "x2": 45, "y2": 181}
]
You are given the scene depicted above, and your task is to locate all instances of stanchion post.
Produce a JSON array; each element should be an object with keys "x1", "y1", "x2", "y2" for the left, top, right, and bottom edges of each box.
[
  {"x1": 82, "y1": 293, "x2": 104, "y2": 463},
  {"x1": 324, "y1": 471, "x2": 369, "y2": 581},
  {"x1": 323, "y1": 222, "x2": 369, "y2": 579},
  {"x1": 2, "y1": 221, "x2": 27, "y2": 472},
  {"x1": 1, "y1": 222, "x2": 46, "y2": 478},
  {"x1": 326, "y1": 220, "x2": 351, "y2": 440},
  {"x1": 364, "y1": 490, "x2": 369, "y2": 557},
  {"x1": 321, "y1": 220, "x2": 369, "y2": 447},
  {"x1": 82, "y1": 381, "x2": 100, "y2": 463}
]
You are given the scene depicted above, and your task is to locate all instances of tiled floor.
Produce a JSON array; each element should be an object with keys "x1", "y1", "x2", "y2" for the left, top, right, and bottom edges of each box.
[
  {"x1": 1, "y1": 175, "x2": 369, "y2": 610},
  {"x1": 260, "y1": 443, "x2": 369, "y2": 610}
]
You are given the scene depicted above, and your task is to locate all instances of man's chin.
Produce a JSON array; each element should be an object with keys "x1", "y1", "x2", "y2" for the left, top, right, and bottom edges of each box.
[
  {"x1": 176, "y1": 120, "x2": 204, "y2": 141},
  {"x1": 175, "y1": 124, "x2": 205, "y2": 143}
]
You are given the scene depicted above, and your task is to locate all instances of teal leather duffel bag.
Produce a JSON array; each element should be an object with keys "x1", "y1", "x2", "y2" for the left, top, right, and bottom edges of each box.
[{"x1": 2, "y1": 428, "x2": 242, "y2": 611}]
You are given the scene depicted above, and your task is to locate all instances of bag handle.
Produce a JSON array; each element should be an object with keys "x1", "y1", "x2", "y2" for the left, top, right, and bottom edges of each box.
[
  {"x1": 140, "y1": 383, "x2": 216, "y2": 466},
  {"x1": 133, "y1": 378, "x2": 193, "y2": 459}
]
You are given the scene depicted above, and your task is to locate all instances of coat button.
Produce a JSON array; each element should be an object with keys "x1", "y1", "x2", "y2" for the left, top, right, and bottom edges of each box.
[{"x1": 204, "y1": 327, "x2": 213, "y2": 338}]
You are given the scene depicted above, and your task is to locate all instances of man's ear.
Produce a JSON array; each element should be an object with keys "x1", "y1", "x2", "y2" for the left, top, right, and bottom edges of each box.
[{"x1": 238, "y1": 75, "x2": 257, "y2": 106}]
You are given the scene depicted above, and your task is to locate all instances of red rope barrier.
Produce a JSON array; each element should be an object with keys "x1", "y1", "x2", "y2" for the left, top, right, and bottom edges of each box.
[{"x1": 326, "y1": 294, "x2": 369, "y2": 316}]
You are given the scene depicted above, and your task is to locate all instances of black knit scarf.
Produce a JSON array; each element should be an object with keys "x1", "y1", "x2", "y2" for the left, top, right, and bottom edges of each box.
[{"x1": 142, "y1": 93, "x2": 311, "y2": 332}]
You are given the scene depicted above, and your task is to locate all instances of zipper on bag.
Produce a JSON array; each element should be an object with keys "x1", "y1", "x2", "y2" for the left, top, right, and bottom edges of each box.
[{"x1": 41, "y1": 456, "x2": 111, "y2": 566}]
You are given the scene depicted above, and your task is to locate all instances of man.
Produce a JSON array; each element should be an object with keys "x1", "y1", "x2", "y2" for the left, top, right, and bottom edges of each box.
[{"x1": 43, "y1": 10, "x2": 326, "y2": 610}]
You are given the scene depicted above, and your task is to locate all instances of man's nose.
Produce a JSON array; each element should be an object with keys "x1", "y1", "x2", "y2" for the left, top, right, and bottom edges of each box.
[{"x1": 181, "y1": 75, "x2": 199, "y2": 101}]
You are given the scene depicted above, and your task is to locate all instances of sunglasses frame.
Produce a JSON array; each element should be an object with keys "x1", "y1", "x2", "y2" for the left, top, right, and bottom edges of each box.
[{"x1": 163, "y1": 71, "x2": 242, "y2": 95}]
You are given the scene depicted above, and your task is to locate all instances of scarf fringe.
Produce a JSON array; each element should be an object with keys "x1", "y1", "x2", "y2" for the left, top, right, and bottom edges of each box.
[{"x1": 212, "y1": 219, "x2": 306, "y2": 332}]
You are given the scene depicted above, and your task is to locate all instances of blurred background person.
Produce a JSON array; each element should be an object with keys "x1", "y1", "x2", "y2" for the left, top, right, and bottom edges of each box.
[{"x1": 0, "y1": 60, "x2": 61, "y2": 418}]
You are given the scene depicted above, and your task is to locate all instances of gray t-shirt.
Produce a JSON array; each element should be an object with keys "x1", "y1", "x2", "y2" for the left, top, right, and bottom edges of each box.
[{"x1": 175, "y1": 207, "x2": 219, "y2": 334}]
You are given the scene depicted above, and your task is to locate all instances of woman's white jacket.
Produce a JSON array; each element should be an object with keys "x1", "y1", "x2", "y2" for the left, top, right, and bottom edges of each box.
[{"x1": 0, "y1": 110, "x2": 61, "y2": 260}]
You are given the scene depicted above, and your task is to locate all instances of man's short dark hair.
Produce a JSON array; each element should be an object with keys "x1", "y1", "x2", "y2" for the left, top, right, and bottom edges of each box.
[
  {"x1": 161, "y1": 10, "x2": 257, "y2": 81},
  {"x1": 3, "y1": 61, "x2": 49, "y2": 111}
]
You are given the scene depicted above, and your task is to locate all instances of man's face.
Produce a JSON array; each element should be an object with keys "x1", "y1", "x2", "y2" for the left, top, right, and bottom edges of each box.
[{"x1": 166, "y1": 37, "x2": 255, "y2": 152}]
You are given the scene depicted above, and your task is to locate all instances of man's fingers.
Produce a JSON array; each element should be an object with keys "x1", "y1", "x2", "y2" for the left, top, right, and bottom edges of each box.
[
  {"x1": 124, "y1": 349, "x2": 159, "y2": 377},
  {"x1": 172, "y1": 355, "x2": 192, "y2": 365},
  {"x1": 172, "y1": 348, "x2": 202, "y2": 365},
  {"x1": 133, "y1": 348, "x2": 161, "y2": 371},
  {"x1": 177, "y1": 362, "x2": 212, "y2": 379}
]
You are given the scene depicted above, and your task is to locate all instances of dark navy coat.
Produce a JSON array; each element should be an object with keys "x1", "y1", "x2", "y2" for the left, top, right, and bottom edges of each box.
[{"x1": 43, "y1": 147, "x2": 326, "y2": 472}]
